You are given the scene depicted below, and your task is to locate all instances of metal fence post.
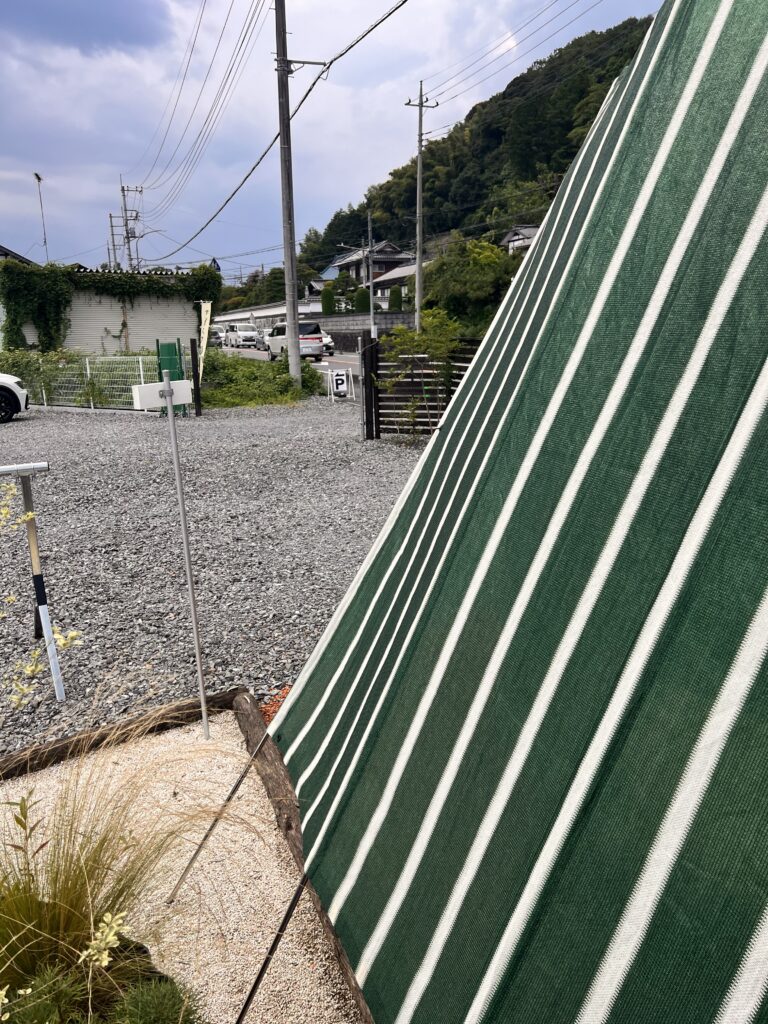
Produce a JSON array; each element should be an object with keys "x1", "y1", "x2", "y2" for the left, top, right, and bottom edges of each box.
[
  {"x1": 189, "y1": 338, "x2": 202, "y2": 417},
  {"x1": 160, "y1": 371, "x2": 210, "y2": 740},
  {"x1": 85, "y1": 357, "x2": 95, "y2": 411},
  {"x1": 362, "y1": 332, "x2": 380, "y2": 440}
]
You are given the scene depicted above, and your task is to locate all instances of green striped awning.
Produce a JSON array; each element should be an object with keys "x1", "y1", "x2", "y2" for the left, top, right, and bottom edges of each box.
[{"x1": 270, "y1": 2, "x2": 768, "y2": 1020}]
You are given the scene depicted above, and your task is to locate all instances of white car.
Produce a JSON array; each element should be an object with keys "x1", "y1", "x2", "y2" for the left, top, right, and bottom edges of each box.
[
  {"x1": 321, "y1": 330, "x2": 334, "y2": 356},
  {"x1": 225, "y1": 324, "x2": 259, "y2": 348},
  {"x1": 266, "y1": 321, "x2": 324, "y2": 362},
  {"x1": 0, "y1": 372, "x2": 29, "y2": 423}
]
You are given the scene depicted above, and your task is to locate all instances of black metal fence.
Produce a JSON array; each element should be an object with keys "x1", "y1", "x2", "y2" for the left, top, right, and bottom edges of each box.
[{"x1": 364, "y1": 340, "x2": 481, "y2": 438}]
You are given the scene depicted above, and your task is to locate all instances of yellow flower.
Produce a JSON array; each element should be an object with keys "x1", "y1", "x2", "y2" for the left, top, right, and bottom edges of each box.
[{"x1": 78, "y1": 911, "x2": 127, "y2": 968}]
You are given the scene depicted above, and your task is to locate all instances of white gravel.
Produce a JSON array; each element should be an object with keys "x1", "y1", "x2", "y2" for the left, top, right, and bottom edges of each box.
[
  {"x1": 0, "y1": 401, "x2": 420, "y2": 753},
  {"x1": 0, "y1": 711, "x2": 365, "y2": 1024}
]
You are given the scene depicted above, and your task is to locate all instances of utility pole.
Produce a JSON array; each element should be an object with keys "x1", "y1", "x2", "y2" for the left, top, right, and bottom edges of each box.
[
  {"x1": 33, "y1": 173, "x2": 49, "y2": 264},
  {"x1": 405, "y1": 82, "x2": 438, "y2": 333},
  {"x1": 274, "y1": 0, "x2": 302, "y2": 386},
  {"x1": 120, "y1": 181, "x2": 134, "y2": 271},
  {"x1": 108, "y1": 214, "x2": 119, "y2": 270},
  {"x1": 120, "y1": 181, "x2": 143, "y2": 271},
  {"x1": 368, "y1": 210, "x2": 376, "y2": 344}
]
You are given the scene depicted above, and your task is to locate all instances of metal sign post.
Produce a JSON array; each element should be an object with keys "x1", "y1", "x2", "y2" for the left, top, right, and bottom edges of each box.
[
  {"x1": 132, "y1": 373, "x2": 209, "y2": 739},
  {"x1": 0, "y1": 462, "x2": 64, "y2": 701}
]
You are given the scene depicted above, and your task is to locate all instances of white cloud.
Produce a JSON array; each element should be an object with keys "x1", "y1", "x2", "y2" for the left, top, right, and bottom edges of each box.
[{"x1": 0, "y1": 0, "x2": 654, "y2": 267}]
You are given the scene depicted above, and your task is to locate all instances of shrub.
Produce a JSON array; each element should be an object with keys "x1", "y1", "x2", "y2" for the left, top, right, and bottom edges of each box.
[
  {"x1": 0, "y1": 349, "x2": 82, "y2": 404},
  {"x1": 0, "y1": 767, "x2": 177, "y2": 991},
  {"x1": 354, "y1": 287, "x2": 370, "y2": 313},
  {"x1": 201, "y1": 349, "x2": 323, "y2": 408},
  {"x1": 321, "y1": 284, "x2": 335, "y2": 315},
  {"x1": 109, "y1": 979, "x2": 203, "y2": 1024},
  {"x1": 388, "y1": 284, "x2": 403, "y2": 311},
  {"x1": 10, "y1": 963, "x2": 89, "y2": 1023}
]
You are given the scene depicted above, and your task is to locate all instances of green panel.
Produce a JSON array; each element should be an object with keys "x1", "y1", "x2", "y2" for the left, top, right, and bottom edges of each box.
[{"x1": 269, "y1": 2, "x2": 768, "y2": 1022}]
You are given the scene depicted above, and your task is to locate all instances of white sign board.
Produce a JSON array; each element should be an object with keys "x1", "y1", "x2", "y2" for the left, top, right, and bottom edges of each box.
[
  {"x1": 333, "y1": 370, "x2": 349, "y2": 397},
  {"x1": 132, "y1": 379, "x2": 193, "y2": 411}
]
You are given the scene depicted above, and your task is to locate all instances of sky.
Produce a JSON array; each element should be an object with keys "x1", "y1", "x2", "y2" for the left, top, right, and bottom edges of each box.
[{"x1": 0, "y1": 0, "x2": 657, "y2": 282}]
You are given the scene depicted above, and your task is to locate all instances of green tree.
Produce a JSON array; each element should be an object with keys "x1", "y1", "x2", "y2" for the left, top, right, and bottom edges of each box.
[
  {"x1": 423, "y1": 237, "x2": 522, "y2": 336},
  {"x1": 388, "y1": 284, "x2": 403, "y2": 311},
  {"x1": 383, "y1": 307, "x2": 462, "y2": 363},
  {"x1": 299, "y1": 227, "x2": 326, "y2": 266},
  {"x1": 300, "y1": 17, "x2": 650, "y2": 248},
  {"x1": 354, "y1": 286, "x2": 370, "y2": 313},
  {"x1": 321, "y1": 284, "x2": 335, "y2": 315}
]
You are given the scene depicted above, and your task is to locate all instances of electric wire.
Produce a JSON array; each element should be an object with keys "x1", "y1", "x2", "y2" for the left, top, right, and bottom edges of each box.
[
  {"x1": 143, "y1": 0, "x2": 269, "y2": 220},
  {"x1": 428, "y1": 0, "x2": 582, "y2": 97},
  {"x1": 140, "y1": 0, "x2": 208, "y2": 185},
  {"x1": 421, "y1": 23, "x2": 642, "y2": 140},
  {"x1": 149, "y1": 2, "x2": 636, "y2": 268},
  {"x1": 142, "y1": 1, "x2": 269, "y2": 223},
  {"x1": 142, "y1": 0, "x2": 240, "y2": 191},
  {"x1": 150, "y1": 0, "x2": 411, "y2": 261},
  {"x1": 124, "y1": 0, "x2": 206, "y2": 177},
  {"x1": 435, "y1": 0, "x2": 607, "y2": 104},
  {"x1": 144, "y1": 0, "x2": 266, "y2": 196},
  {"x1": 421, "y1": 0, "x2": 567, "y2": 89}
]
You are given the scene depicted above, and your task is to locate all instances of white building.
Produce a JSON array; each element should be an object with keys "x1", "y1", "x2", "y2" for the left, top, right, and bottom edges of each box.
[
  {"x1": 321, "y1": 241, "x2": 415, "y2": 287},
  {"x1": 1, "y1": 266, "x2": 200, "y2": 354},
  {"x1": 372, "y1": 261, "x2": 433, "y2": 306},
  {"x1": 214, "y1": 298, "x2": 322, "y2": 332}
]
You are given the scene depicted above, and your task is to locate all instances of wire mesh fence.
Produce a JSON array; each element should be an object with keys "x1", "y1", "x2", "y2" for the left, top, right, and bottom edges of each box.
[{"x1": 23, "y1": 355, "x2": 184, "y2": 410}]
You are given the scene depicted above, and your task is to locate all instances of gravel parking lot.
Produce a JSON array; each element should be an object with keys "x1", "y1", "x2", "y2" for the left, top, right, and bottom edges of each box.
[{"x1": 0, "y1": 400, "x2": 420, "y2": 754}]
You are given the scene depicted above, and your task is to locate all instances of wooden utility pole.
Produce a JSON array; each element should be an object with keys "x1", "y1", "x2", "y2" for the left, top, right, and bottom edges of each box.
[
  {"x1": 368, "y1": 210, "x2": 376, "y2": 343},
  {"x1": 109, "y1": 214, "x2": 119, "y2": 269},
  {"x1": 274, "y1": 0, "x2": 302, "y2": 386},
  {"x1": 406, "y1": 82, "x2": 438, "y2": 333}
]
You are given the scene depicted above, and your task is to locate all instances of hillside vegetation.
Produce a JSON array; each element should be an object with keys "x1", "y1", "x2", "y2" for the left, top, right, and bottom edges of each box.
[
  {"x1": 299, "y1": 16, "x2": 650, "y2": 265},
  {"x1": 221, "y1": 16, "x2": 651, "y2": 326}
]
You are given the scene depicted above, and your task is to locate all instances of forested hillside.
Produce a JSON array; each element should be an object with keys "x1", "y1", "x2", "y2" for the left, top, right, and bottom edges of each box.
[{"x1": 299, "y1": 16, "x2": 651, "y2": 265}]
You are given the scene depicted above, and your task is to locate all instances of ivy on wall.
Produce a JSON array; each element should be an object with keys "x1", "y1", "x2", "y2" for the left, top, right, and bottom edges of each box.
[{"x1": 0, "y1": 261, "x2": 222, "y2": 352}]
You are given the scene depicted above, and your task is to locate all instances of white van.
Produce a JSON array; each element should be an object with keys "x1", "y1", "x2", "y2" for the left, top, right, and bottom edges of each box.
[
  {"x1": 225, "y1": 324, "x2": 260, "y2": 348},
  {"x1": 266, "y1": 322, "x2": 324, "y2": 362}
]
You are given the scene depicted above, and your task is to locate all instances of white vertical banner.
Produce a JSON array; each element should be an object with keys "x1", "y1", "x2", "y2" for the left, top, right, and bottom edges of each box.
[{"x1": 199, "y1": 301, "x2": 212, "y2": 377}]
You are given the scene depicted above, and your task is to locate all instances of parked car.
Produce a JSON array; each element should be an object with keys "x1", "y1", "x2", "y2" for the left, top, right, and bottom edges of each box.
[
  {"x1": 0, "y1": 373, "x2": 29, "y2": 423},
  {"x1": 208, "y1": 327, "x2": 224, "y2": 348},
  {"x1": 225, "y1": 324, "x2": 259, "y2": 348},
  {"x1": 321, "y1": 330, "x2": 334, "y2": 356},
  {"x1": 266, "y1": 322, "x2": 324, "y2": 362}
]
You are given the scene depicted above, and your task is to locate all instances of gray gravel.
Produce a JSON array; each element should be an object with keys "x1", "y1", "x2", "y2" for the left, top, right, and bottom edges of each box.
[{"x1": 0, "y1": 401, "x2": 420, "y2": 754}]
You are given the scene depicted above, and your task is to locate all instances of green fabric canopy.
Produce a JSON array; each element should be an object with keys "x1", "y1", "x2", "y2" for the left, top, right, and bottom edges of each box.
[{"x1": 270, "y1": 2, "x2": 768, "y2": 1020}]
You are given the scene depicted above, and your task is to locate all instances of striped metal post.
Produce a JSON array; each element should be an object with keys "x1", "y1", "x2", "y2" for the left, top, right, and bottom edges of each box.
[{"x1": 19, "y1": 471, "x2": 64, "y2": 701}]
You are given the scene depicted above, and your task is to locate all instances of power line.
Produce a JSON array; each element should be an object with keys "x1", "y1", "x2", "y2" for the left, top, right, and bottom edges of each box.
[
  {"x1": 140, "y1": 0, "x2": 208, "y2": 185},
  {"x1": 142, "y1": 0, "x2": 240, "y2": 191},
  {"x1": 151, "y1": 0, "x2": 411, "y2": 261},
  {"x1": 149, "y1": 9, "x2": 639, "y2": 272},
  {"x1": 421, "y1": 0, "x2": 567, "y2": 87},
  {"x1": 420, "y1": 22, "x2": 643, "y2": 141},
  {"x1": 124, "y1": 0, "x2": 207, "y2": 178},
  {"x1": 428, "y1": 0, "x2": 572, "y2": 95},
  {"x1": 143, "y1": 0, "x2": 270, "y2": 221},
  {"x1": 435, "y1": 0, "x2": 607, "y2": 105}
]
